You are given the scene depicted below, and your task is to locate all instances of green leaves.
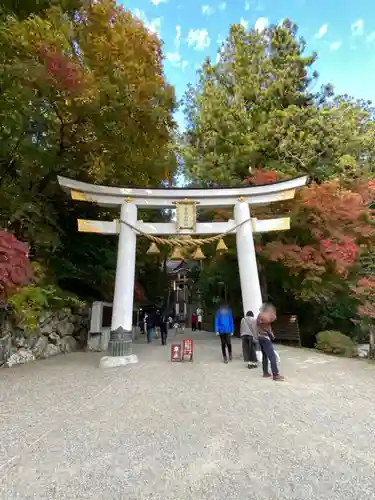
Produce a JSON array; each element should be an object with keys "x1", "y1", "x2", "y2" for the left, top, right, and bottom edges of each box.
[
  {"x1": 0, "y1": 0, "x2": 177, "y2": 301},
  {"x1": 183, "y1": 21, "x2": 375, "y2": 186}
]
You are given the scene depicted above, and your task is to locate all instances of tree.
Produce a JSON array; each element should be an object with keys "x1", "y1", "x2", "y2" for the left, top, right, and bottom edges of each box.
[
  {"x1": 0, "y1": 232, "x2": 31, "y2": 299},
  {"x1": 183, "y1": 21, "x2": 375, "y2": 185},
  {"x1": 183, "y1": 19, "x2": 375, "y2": 339},
  {"x1": 0, "y1": 0, "x2": 177, "y2": 299}
]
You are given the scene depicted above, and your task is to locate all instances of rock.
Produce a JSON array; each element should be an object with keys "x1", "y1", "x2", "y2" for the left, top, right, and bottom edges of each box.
[
  {"x1": 56, "y1": 320, "x2": 75, "y2": 337},
  {"x1": 39, "y1": 311, "x2": 54, "y2": 327},
  {"x1": 32, "y1": 336, "x2": 48, "y2": 358},
  {"x1": 26, "y1": 334, "x2": 40, "y2": 349},
  {"x1": 40, "y1": 322, "x2": 55, "y2": 335},
  {"x1": 6, "y1": 348, "x2": 35, "y2": 367},
  {"x1": 59, "y1": 336, "x2": 78, "y2": 353},
  {"x1": 99, "y1": 354, "x2": 138, "y2": 369},
  {"x1": 48, "y1": 331, "x2": 61, "y2": 344},
  {"x1": 13, "y1": 336, "x2": 26, "y2": 348},
  {"x1": 41, "y1": 343, "x2": 61, "y2": 358},
  {"x1": 57, "y1": 308, "x2": 72, "y2": 321}
]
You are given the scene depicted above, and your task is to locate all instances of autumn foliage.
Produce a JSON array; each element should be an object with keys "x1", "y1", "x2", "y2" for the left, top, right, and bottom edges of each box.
[
  {"x1": 0, "y1": 232, "x2": 32, "y2": 300},
  {"x1": 254, "y1": 176, "x2": 375, "y2": 302}
]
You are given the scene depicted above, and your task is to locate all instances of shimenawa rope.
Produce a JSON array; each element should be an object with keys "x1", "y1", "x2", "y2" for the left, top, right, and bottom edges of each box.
[{"x1": 119, "y1": 218, "x2": 252, "y2": 248}]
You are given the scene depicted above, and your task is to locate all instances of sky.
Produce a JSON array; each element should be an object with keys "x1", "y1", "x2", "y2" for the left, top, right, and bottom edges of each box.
[{"x1": 121, "y1": 0, "x2": 375, "y2": 130}]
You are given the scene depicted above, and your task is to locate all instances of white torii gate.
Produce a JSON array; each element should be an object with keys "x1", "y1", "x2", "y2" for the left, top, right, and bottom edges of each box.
[{"x1": 58, "y1": 175, "x2": 308, "y2": 334}]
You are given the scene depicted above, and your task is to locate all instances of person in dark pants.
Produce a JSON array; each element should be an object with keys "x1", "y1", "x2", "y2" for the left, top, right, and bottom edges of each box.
[
  {"x1": 191, "y1": 312, "x2": 197, "y2": 331},
  {"x1": 215, "y1": 305, "x2": 234, "y2": 363},
  {"x1": 145, "y1": 313, "x2": 154, "y2": 344},
  {"x1": 257, "y1": 304, "x2": 283, "y2": 381},
  {"x1": 240, "y1": 310, "x2": 258, "y2": 369},
  {"x1": 160, "y1": 311, "x2": 168, "y2": 345}
]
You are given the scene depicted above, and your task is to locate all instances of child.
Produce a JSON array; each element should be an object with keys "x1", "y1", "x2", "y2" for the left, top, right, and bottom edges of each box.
[{"x1": 240, "y1": 310, "x2": 259, "y2": 369}]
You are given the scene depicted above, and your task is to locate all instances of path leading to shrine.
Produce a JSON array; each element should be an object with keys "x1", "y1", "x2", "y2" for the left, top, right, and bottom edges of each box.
[{"x1": 1, "y1": 331, "x2": 375, "y2": 500}]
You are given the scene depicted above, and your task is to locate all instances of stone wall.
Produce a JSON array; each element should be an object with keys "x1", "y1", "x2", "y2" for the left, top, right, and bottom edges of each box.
[{"x1": 1, "y1": 307, "x2": 89, "y2": 368}]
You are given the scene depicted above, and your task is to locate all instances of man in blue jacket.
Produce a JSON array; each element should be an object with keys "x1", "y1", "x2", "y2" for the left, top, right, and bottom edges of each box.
[{"x1": 215, "y1": 305, "x2": 234, "y2": 363}]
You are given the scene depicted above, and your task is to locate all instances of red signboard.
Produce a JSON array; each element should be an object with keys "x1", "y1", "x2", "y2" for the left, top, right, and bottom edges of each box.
[
  {"x1": 182, "y1": 338, "x2": 193, "y2": 361},
  {"x1": 171, "y1": 344, "x2": 182, "y2": 362}
]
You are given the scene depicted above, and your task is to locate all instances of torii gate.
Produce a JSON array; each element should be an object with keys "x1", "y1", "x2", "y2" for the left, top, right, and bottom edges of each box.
[{"x1": 58, "y1": 175, "x2": 308, "y2": 334}]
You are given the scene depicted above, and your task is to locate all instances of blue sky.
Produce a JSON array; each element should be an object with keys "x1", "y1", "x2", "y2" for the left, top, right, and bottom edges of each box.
[{"x1": 121, "y1": 0, "x2": 375, "y2": 130}]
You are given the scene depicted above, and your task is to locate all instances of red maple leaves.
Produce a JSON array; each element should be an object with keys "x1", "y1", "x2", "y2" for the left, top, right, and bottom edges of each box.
[
  {"x1": 0, "y1": 232, "x2": 32, "y2": 300},
  {"x1": 244, "y1": 168, "x2": 281, "y2": 186},
  {"x1": 39, "y1": 45, "x2": 83, "y2": 92},
  {"x1": 258, "y1": 178, "x2": 375, "y2": 282}
]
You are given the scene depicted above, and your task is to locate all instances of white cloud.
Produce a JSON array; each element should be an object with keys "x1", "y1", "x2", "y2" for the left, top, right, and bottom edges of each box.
[
  {"x1": 351, "y1": 19, "x2": 364, "y2": 36},
  {"x1": 187, "y1": 29, "x2": 211, "y2": 50},
  {"x1": 202, "y1": 4, "x2": 215, "y2": 15},
  {"x1": 240, "y1": 17, "x2": 248, "y2": 29},
  {"x1": 245, "y1": 1, "x2": 250, "y2": 10},
  {"x1": 134, "y1": 8, "x2": 162, "y2": 35},
  {"x1": 151, "y1": 0, "x2": 167, "y2": 5},
  {"x1": 166, "y1": 51, "x2": 189, "y2": 70},
  {"x1": 367, "y1": 31, "x2": 375, "y2": 43},
  {"x1": 315, "y1": 23, "x2": 328, "y2": 38},
  {"x1": 218, "y1": 1, "x2": 226, "y2": 10},
  {"x1": 175, "y1": 25, "x2": 181, "y2": 47},
  {"x1": 329, "y1": 41, "x2": 342, "y2": 51},
  {"x1": 254, "y1": 17, "x2": 268, "y2": 32}
]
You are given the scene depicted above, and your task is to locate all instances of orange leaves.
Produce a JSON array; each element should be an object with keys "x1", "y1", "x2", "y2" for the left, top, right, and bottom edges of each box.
[
  {"x1": 244, "y1": 168, "x2": 281, "y2": 185},
  {"x1": 257, "y1": 177, "x2": 375, "y2": 292},
  {"x1": 39, "y1": 45, "x2": 84, "y2": 93},
  {"x1": 301, "y1": 182, "x2": 365, "y2": 225},
  {"x1": 320, "y1": 238, "x2": 358, "y2": 275},
  {"x1": 261, "y1": 242, "x2": 326, "y2": 276}
]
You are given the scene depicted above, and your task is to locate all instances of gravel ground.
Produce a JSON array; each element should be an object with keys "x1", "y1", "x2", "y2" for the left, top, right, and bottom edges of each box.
[{"x1": 1, "y1": 330, "x2": 375, "y2": 500}]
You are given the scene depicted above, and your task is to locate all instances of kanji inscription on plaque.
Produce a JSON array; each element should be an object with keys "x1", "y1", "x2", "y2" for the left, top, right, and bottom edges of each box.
[{"x1": 175, "y1": 200, "x2": 197, "y2": 232}]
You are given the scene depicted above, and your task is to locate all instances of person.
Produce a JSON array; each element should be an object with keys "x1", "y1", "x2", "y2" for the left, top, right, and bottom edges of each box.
[
  {"x1": 240, "y1": 310, "x2": 258, "y2": 369},
  {"x1": 215, "y1": 305, "x2": 234, "y2": 364},
  {"x1": 160, "y1": 310, "x2": 168, "y2": 346},
  {"x1": 154, "y1": 309, "x2": 161, "y2": 339},
  {"x1": 191, "y1": 312, "x2": 197, "y2": 331},
  {"x1": 168, "y1": 315, "x2": 173, "y2": 329},
  {"x1": 257, "y1": 304, "x2": 284, "y2": 381},
  {"x1": 145, "y1": 313, "x2": 154, "y2": 344},
  {"x1": 197, "y1": 311, "x2": 203, "y2": 331}
]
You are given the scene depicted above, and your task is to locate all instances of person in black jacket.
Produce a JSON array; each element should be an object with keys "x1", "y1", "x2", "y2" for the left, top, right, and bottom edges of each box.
[{"x1": 160, "y1": 310, "x2": 169, "y2": 345}]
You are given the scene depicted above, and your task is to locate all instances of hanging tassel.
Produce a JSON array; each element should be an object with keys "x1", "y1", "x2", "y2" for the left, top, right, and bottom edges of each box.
[
  {"x1": 146, "y1": 242, "x2": 160, "y2": 255},
  {"x1": 192, "y1": 246, "x2": 206, "y2": 261},
  {"x1": 216, "y1": 238, "x2": 228, "y2": 253},
  {"x1": 170, "y1": 246, "x2": 184, "y2": 260}
]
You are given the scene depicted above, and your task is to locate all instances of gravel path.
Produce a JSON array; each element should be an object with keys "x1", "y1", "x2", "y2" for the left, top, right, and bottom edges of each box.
[{"x1": 1, "y1": 331, "x2": 375, "y2": 499}]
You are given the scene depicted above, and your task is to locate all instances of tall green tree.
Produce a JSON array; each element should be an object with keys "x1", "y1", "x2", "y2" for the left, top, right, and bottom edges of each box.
[
  {"x1": 183, "y1": 20, "x2": 375, "y2": 185},
  {"x1": 183, "y1": 19, "x2": 375, "y2": 339}
]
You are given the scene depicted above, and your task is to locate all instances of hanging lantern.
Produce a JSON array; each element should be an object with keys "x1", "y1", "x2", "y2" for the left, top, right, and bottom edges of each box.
[
  {"x1": 192, "y1": 246, "x2": 206, "y2": 261},
  {"x1": 216, "y1": 238, "x2": 228, "y2": 253},
  {"x1": 146, "y1": 242, "x2": 160, "y2": 255},
  {"x1": 170, "y1": 246, "x2": 184, "y2": 260}
]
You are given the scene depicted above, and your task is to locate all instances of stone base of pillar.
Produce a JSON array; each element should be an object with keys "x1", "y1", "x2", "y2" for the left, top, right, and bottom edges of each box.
[
  {"x1": 99, "y1": 354, "x2": 139, "y2": 369},
  {"x1": 108, "y1": 327, "x2": 133, "y2": 357}
]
